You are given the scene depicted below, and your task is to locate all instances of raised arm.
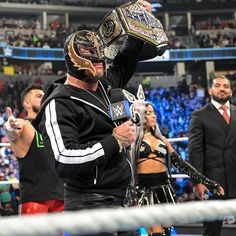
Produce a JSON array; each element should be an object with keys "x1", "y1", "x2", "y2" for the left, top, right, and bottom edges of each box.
[
  {"x1": 4, "y1": 107, "x2": 23, "y2": 141},
  {"x1": 4, "y1": 107, "x2": 34, "y2": 158}
]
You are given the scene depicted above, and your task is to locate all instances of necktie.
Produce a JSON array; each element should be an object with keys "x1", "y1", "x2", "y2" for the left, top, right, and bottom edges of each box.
[{"x1": 220, "y1": 105, "x2": 230, "y2": 125}]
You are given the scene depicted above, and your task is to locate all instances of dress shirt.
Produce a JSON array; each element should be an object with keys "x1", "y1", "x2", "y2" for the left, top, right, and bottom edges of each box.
[{"x1": 211, "y1": 99, "x2": 230, "y2": 118}]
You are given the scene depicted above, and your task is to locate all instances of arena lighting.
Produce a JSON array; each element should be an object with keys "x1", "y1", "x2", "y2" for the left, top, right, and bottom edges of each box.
[{"x1": 151, "y1": 2, "x2": 163, "y2": 11}]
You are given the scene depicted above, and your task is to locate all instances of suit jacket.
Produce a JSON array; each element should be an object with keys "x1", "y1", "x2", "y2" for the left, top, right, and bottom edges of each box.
[{"x1": 188, "y1": 103, "x2": 236, "y2": 197}]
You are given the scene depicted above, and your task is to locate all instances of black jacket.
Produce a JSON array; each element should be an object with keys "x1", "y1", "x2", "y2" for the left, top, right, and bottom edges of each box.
[{"x1": 34, "y1": 37, "x2": 159, "y2": 197}]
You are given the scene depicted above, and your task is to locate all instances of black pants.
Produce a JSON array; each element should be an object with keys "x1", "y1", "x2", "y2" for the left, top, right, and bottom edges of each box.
[
  {"x1": 64, "y1": 190, "x2": 137, "y2": 236},
  {"x1": 203, "y1": 220, "x2": 223, "y2": 236},
  {"x1": 203, "y1": 194, "x2": 227, "y2": 236}
]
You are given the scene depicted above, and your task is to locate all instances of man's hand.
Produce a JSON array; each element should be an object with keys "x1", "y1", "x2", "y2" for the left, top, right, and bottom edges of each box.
[
  {"x1": 194, "y1": 183, "x2": 225, "y2": 200},
  {"x1": 5, "y1": 107, "x2": 22, "y2": 131},
  {"x1": 137, "y1": 0, "x2": 152, "y2": 12},
  {"x1": 112, "y1": 120, "x2": 136, "y2": 148},
  {"x1": 215, "y1": 185, "x2": 225, "y2": 196},
  {"x1": 194, "y1": 183, "x2": 209, "y2": 200},
  {"x1": 4, "y1": 107, "x2": 23, "y2": 141}
]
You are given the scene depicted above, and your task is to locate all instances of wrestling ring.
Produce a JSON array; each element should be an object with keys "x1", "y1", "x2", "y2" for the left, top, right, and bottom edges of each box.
[{"x1": 0, "y1": 137, "x2": 236, "y2": 236}]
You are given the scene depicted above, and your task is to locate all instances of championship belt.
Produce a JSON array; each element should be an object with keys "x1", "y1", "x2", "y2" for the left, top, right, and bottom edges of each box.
[{"x1": 98, "y1": 1, "x2": 168, "y2": 49}]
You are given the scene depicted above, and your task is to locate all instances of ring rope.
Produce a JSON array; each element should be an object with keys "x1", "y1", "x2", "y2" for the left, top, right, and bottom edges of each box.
[{"x1": 0, "y1": 199, "x2": 236, "y2": 235}]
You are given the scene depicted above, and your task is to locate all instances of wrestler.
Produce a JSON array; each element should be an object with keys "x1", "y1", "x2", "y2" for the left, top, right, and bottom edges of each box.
[
  {"x1": 136, "y1": 103, "x2": 224, "y2": 236},
  {"x1": 4, "y1": 84, "x2": 64, "y2": 214}
]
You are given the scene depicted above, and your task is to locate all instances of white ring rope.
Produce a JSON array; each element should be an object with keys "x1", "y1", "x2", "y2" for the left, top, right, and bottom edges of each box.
[
  {"x1": 0, "y1": 174, "x2": 189, "y2": 185},
  {"x1": 0, "y1": 175, "x2": 189, "y2": 185},
  {"x1": 0, "y1": 199, "x2": 236, "y2": 235},
  {"x1": 0, "y1": 180, "x2": 19, "y2": 184},
  {"x1": 0, "y1": 137, "x2": 188, "y2": 146},
  {"x1": 168, "y1": 137, "x2": 188, "y2": 143},
  {"x1": 0, "y1": 137, "x2": 188, "y2": 147},
  {"x1": 0, "y1": 142, "x2": 10, "y2": 147},
  {"x1": 0, "y1": 137, "x2": 189, "y2": 185}
]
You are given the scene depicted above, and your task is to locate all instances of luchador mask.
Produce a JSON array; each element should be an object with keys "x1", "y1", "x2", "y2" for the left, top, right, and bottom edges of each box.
[{"x1": 64, "y1": 30, "x2": 105, "y2": 81}]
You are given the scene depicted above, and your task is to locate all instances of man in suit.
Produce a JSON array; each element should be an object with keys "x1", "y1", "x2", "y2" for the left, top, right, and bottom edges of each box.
[{"x1": 188, "y1": 75, "x2": 236, "y2": 236}]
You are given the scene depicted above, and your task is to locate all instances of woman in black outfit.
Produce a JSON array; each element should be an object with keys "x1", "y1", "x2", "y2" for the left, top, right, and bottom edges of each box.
[{"x1": 136, "y1": 103, "x2": 224, "y2": 236}]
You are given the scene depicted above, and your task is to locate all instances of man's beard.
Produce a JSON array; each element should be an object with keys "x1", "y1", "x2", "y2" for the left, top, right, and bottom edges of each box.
[
  {"x1": 212, "y1": 94, "x2": 231, "y2": 104},
  {"x1": 84, "y1": 69, "x2": 104, "y2": 84},
  {"x1": 32, "y1": 105, "x2": 40, "y2": 114},
  {"x1": 83, "y1": 75, "x2": 99, "y2": 84}
]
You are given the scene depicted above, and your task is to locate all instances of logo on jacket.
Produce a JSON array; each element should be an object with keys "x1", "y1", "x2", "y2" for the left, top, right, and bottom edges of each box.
[{"x1": 35, "y1": 130, "x2": 44, "y2": 148}]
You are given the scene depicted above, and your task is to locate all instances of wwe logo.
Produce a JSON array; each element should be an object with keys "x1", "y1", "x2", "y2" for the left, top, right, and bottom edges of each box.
[
  {"x1": 112, "y1": 104, "x2": 124, "y2": 117},
  {"x1": 3, "y1": 46, "x2": 13, "y2": 57}
]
